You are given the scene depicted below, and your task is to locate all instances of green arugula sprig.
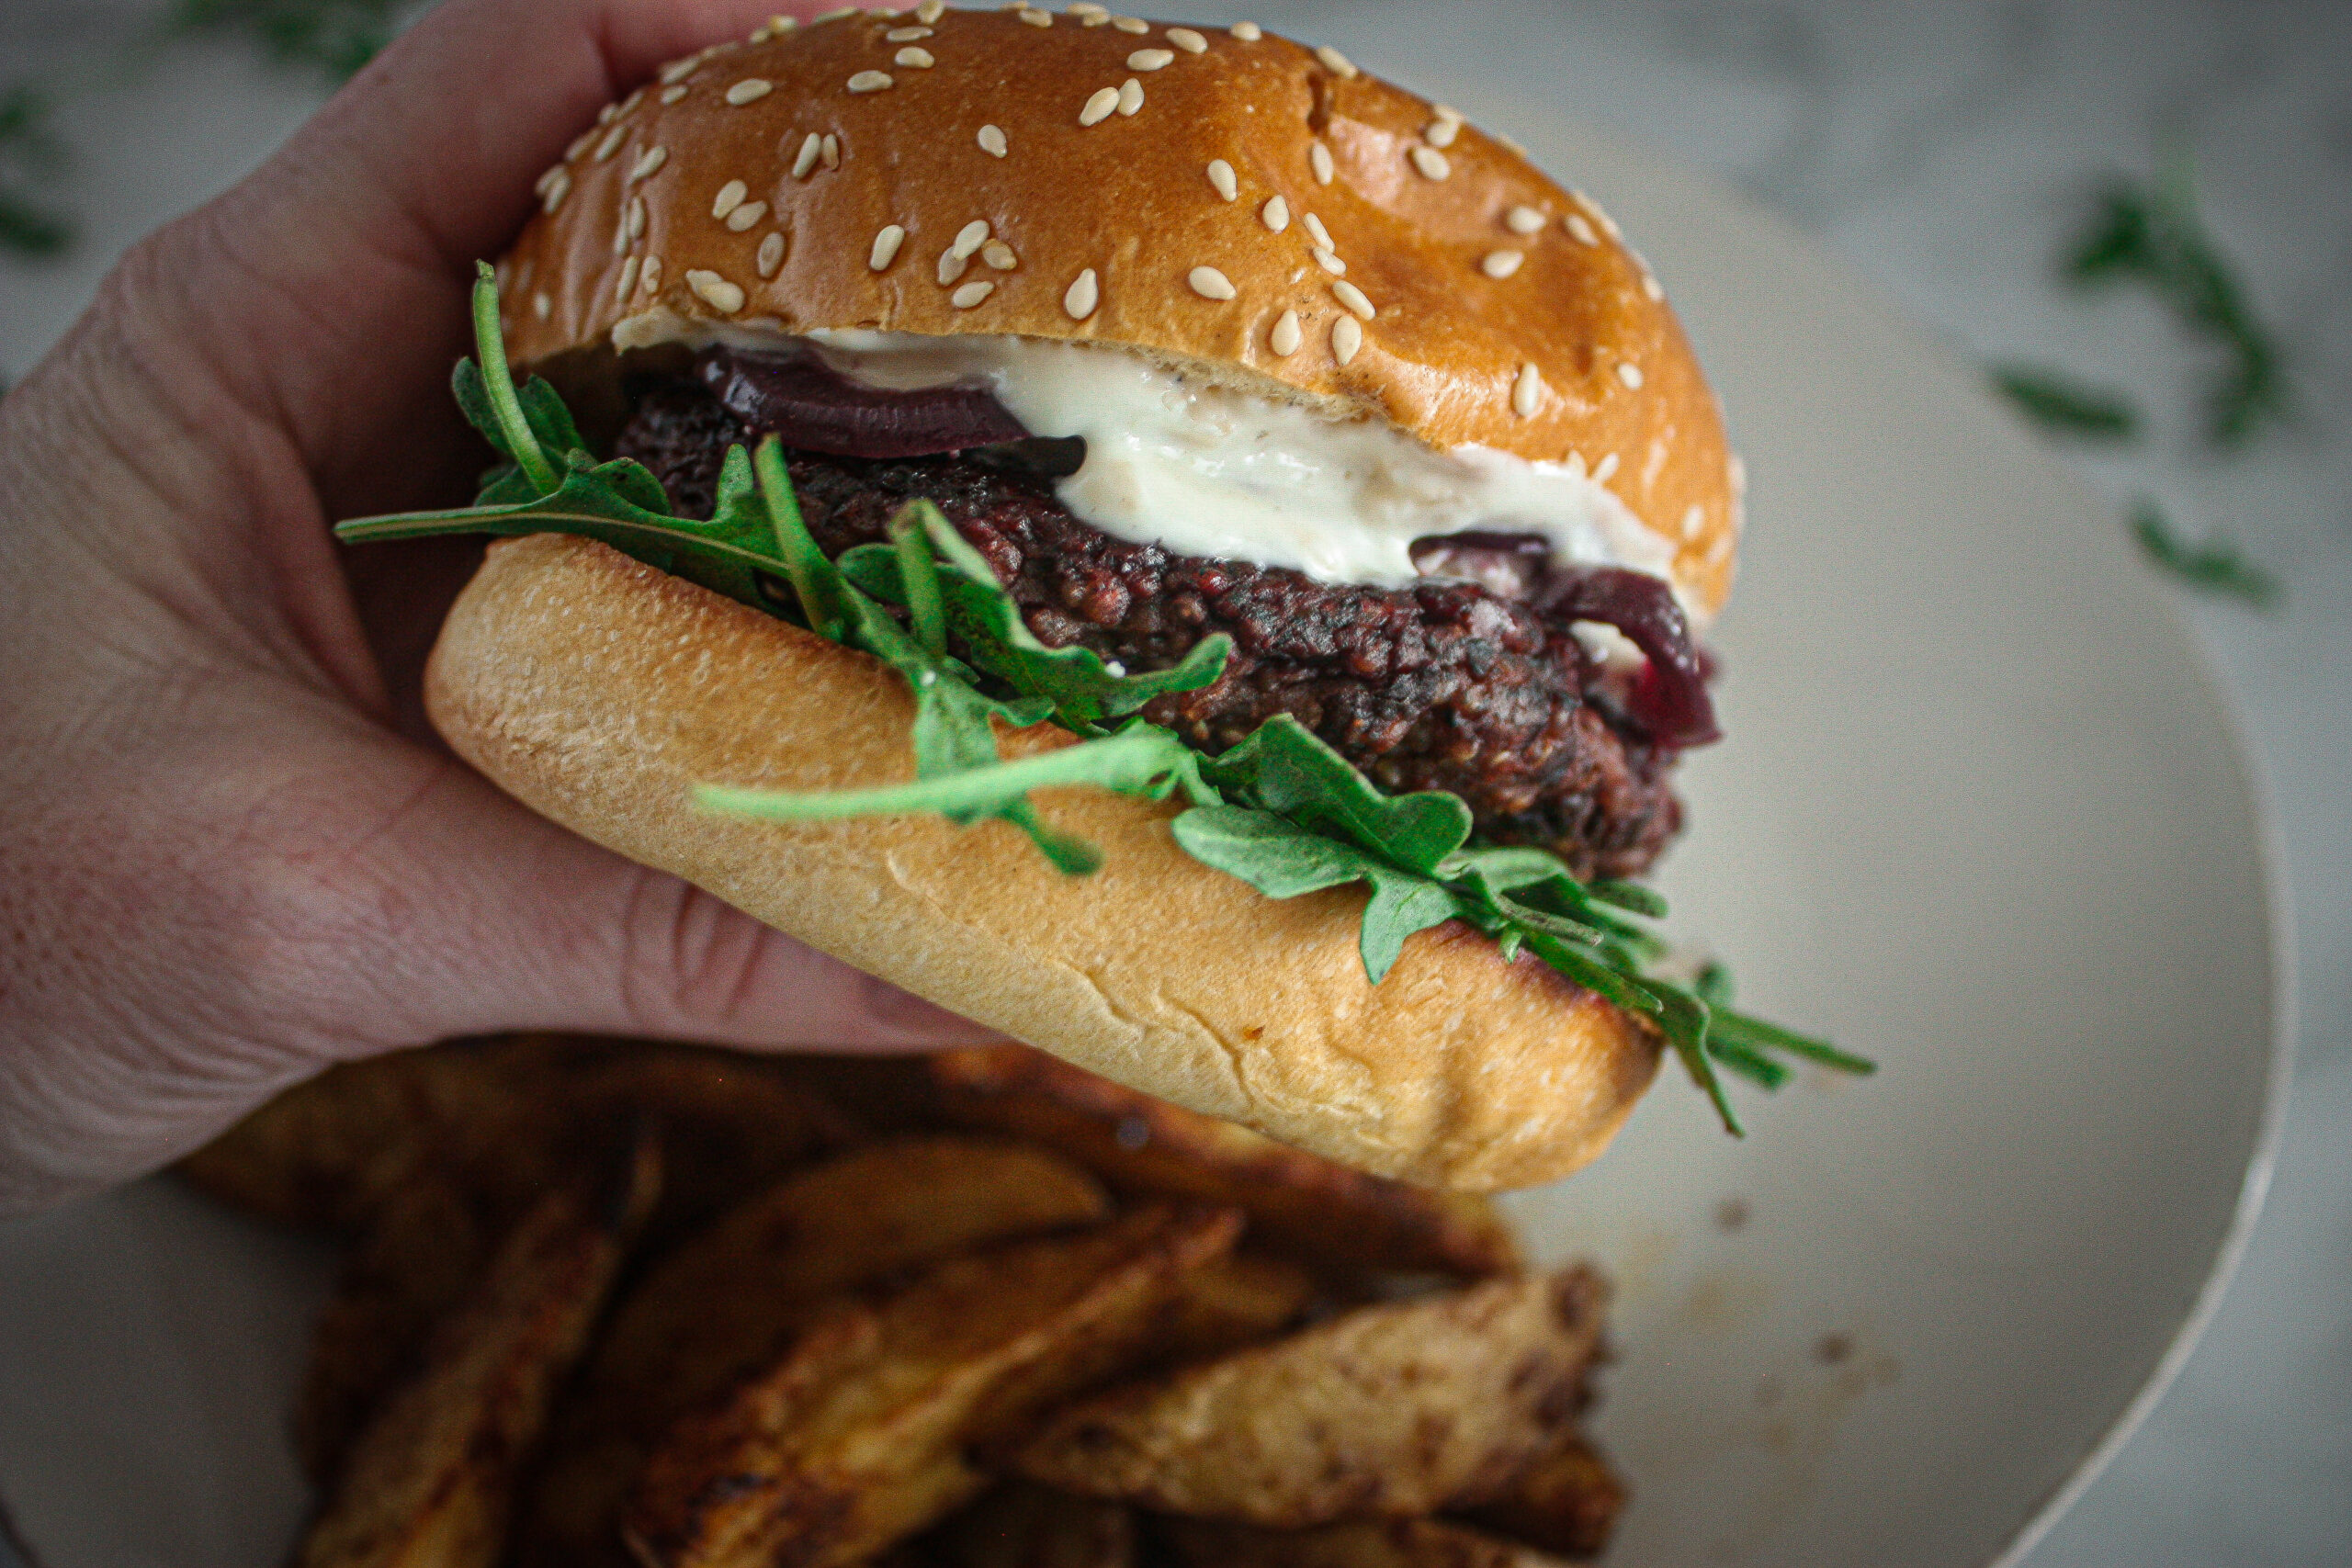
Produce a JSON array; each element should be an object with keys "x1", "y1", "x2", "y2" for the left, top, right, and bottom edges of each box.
[
  {"x1": 1988, "y1": 365, "x2": 2140, "y2": 441},
  {"x1": 337, "y1": 265, "x2": 1872, "y2": 1133},
  {"x1": 0, "y1": 86, "x2": 74, "y2": 259},
  {"x1": 170, "y1": 0, "x2": 403, "y2": 85},
  {"x1": 2065, "y1": 160, "x2": 2289, "y2": 449},
  {"x1": 2128, "y1": 497, "x2": 2280, "y2": 609}
]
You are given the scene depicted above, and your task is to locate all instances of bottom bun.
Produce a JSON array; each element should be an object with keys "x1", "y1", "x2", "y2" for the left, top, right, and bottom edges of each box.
[{"x1": 424, "y1": 535, "x2": 1660, "y2": 1191}]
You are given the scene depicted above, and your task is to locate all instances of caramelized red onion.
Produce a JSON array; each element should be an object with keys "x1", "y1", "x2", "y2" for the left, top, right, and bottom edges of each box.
[
  {"x1": 699, "y1": 345, "x2": 1029, "y2": 457},
  {"x1": 1412, "y1": 533, "x2": 1719, "y2": 750}
]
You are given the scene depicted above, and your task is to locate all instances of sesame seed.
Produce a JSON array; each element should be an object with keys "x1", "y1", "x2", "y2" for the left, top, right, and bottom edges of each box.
[
  {"x1": 1112, "y1": 16, "x2": 1149, "y2": 33},
  {"x1": 978, "y1": 123, "x2": 1008, "y2": 156},
  {"x1": 758, "y1": 231, "x2": 787, "y2": 277},
  {"x1": 1642, "y1": 271, "x2": 1665, "y2": 301},
  {"x1": 1424, "y1": 118, "x2": 1459, "y2": 149},
  {"x1": 1260, "y1": 194, "x2": 1290, "y2": 231},
  {"x1": 952, "y1": 279, "x2": 997, "y2": 308},
  {"x1": 1311, "y1": 247, "x2": 1345, "y2": 275},
  {"x1": 1079, "y1": 8, "x2": 1112, "y2": 24},
  {"x1": 659, "y1": 56, "x2": 700, "y2": 85},
  {"x1": 660, "y1": 85, "x2": 689, "y2": 104},
  {"x1": 628, "y1": 197, "x2": 647, "y2": 239},
  {"x1": 566, "y1": 130, "x2": 595, "y2": 160},
  {"x1": 713, "y1": 179, "x2": 749, "y2": 220},
  {"x1": 1269, "y1": 308, "x2": 1302, "y2": 356},
  {"x1": 1505, "y1": 204, "x2": 1545, "y2": 234},
  {"x1": 1230, "y1": 21, "x2": 1261, "y2": 40},
  {"x1": 1591, "y1": 204, "x2": 1621, "y2": 240},
  {"x1": 611, "y1": 215, "x2": 630, "y2": 255},
  {"x1": 534, "y1": 290, "x2": 552, "y2": 320},
  {"x1": 821, "y1": 133, "x2": 840, "y2": 169},
  {"x1": 1331, "y1": 314, "x2": 1363, "y2": 365},
  {"x1": 790, "y1": 133, "x2": 822, "y2": 178},
  {"x1": 1301, "y1": 211, "x2": 1333, "y2": 250},
  {"x1": 896, "y1": 45, "x2": 934, "y2": 66},
  {"x1": 592, "y1": 124, "x2": 628, "y2": 162},
  {"x1": 1409, "y1": 145, "x2": 1450, "y2": 180},
  {"x1": 1592, "y1": 452, "x2": 1619, "y2": 481},
  {"x1": 1617, "y1": 362, "x2": 1644, "y2": 389},
  {"x1": 870, "y1": 224, "x2": 906, "y2": 270},
  {"x1": 886, "y1": 25, "x2": 933, "y2": 40},
  {"x1": 727, "y1": 78, "x2": 774, "y2": 105},
  {"x1": 726, "y1": 201, "x2": 768, "y2": 231},
  {"x1": 769, "y1": 12, "x2": 795, "y2": 28},
  {"x1": 1728, "y1": 453, "x2": 1747, "y2": 493},
  {"x1": 1681, "y1": 503, "x2": 1705, "y2": 541},
  {"x1": 1188, "y1": 265, "x2": 1237, "y2": 299},
  {"x1": 1315, "y1": 44, "x2": 1358, "y2": 77},
  {"x1": 1481, "y1": 249, "x2": 1523, "y2": 278},
  {"x1": 1310, "y1": 141, "x2": 1334, "y2": 185},
  {"x1": 1080, "y1": 86, "x2": 1120, "y2": 126},
  {"x1": 1070, "y1": 2, "x2": 1108, "y2": 15},
  {"x1": 1017, "y1": 6, "x2": 1052, "y2": 26},
  {"x1": 952, "y1": 219, "x2": 990, "y2": 258},
  {"x1": 687, "y1": 270, "x2": 745, "y2": 313},
  {"x1": 616, "y1": 255, "x2": 640, "y2": 300},
  {"x1": 985, "y1": 241, "x2": 1020, "y2": 270},
  {"x1": 847, "y1": 71, "x2": 894, "y2": 93},
  {"x1": 1065, "y1": 267, "x2": 1100, "y2": 319},
  {"x1": 641, "y1": 255, "x2": 662, "y2": 291},
  {"x1": 916, "y1": 0, "x2": 944, "y2": 20},
  {"x1": 813, "y1": 6, "x2": 858, "y2": 19},
  {"x1": 537, "y1": 167, "x2": 571, "y2": 213},
  {"x1": 1206, "y1": 159, "x2": 1238, "y2": 200},
  {"x1": 1495, "y1": 131, "x2": 1529, "y2": 157},
  {"x1": 598, "y1": 99, "x2": 623, "y2": 127},
  {"x1": 630, "y1": 145, "x2": 670, "y2": 183},
  {"x1": 1332, "y1": 279, "x2": 1374, "y2": 319},
  {"x1": 1565, "y1": 213, "x2": 1599, "y2": 245},
  {"x1": 1117, "y1": 78, "x2": 1144, "y2": 115},
  {"x1": 1129, "y1": 47, "x2": 1174, "y2": 70},
  {"x1": 1166, "y1": 26, "x2": 1207, "y2": 51},
  {"x1": 1512, "y1": 363, "x2": 1542, "y2": 418}
]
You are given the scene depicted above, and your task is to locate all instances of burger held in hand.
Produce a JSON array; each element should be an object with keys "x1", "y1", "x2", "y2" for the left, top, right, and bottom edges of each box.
[{"x1": 345, "y1": 6, "x2": 1863, "y2": 1193}]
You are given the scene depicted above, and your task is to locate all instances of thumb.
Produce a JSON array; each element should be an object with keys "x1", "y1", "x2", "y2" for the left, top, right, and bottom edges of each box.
[{"x1": 265, "y1": 735, "x2": 1001, "y2": 1062}]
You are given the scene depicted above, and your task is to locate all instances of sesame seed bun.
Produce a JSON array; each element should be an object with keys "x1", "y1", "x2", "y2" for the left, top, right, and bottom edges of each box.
[
  {"x1": 498, "y1": 6, "x2": 1739, "y2": 614},
  {"x1": 425, "y1": 534, "x2": 1661, "y2": 1192}
]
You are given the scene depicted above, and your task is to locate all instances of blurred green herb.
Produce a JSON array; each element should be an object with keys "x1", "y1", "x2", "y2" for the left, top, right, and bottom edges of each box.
[
  {"x1": 0, "y1": 86, "x2": 74, "y2": 259},
  {"x1": 2129, "y1": 497, "x2": 2279, "y2": 608},
  {"x1": 1989, "y1": 365, "x2": 2140, "y2": 440},
  {"x1": 2065, "y1": 158, "x2": 2288, "y2": 448},
  {"x1": 170, "y1": 0, "x2": 407, "y2": 84}
]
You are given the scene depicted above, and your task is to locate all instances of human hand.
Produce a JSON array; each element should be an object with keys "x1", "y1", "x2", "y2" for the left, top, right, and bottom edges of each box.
[{"x1": 0, "y1": 0, "x2": 995, "y2": 1217}]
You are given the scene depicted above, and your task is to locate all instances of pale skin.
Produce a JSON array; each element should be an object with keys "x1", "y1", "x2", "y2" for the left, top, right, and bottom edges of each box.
[{"x1": 0, "y1": 0, "x2": 993, "y2": 1217}]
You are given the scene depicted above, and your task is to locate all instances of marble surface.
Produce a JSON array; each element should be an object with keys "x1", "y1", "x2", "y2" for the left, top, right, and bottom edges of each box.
[{"x1": 1, "y1": 2, "x2": 2345, "y2": 1563}]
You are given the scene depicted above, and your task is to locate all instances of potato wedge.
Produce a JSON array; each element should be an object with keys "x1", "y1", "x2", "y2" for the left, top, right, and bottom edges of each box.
[
  {"x1": 624, "y1": 1206, "x2": 1244, "y2": 1568},
  {"x1": 294, "y1": 1134, "x2": 659, "y2": 1568},
  {"x1": 933, "y1": 1482, "x2": 1135, "y2": 1568},
  {"x1": 1453, "y1": 1432, "x2": 1626, "y2": 1560},
  {"x1": 1155, "y1": 1251, "x2": 1317, "y2": 1367},
  {"x1": 1158, "y1": 1517, "x2": 1573, "y2": 1568},
  {"x1": 1006, "y1": 1268, "x2": 1607, "y2": 1525},
  {"x1": 929, "y1": 1045, "x2": 1519, "y2": 1277},
  {"x1": 518, "y1": 1137, "x2": 1113, "y2": 1568}
]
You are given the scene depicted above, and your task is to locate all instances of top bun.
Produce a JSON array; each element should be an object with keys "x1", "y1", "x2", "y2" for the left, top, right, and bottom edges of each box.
[{"x1": 498, "y1": 6, "x2": 1739, "y2": 615}]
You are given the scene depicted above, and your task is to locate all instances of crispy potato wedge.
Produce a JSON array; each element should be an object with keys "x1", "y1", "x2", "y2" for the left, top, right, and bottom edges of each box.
[
  {"x1": 1155, "y1": 1251, "x2": 1317, "y2": 1367},
  {"x1": 624, "y1": 1206, "x2": 1244, "y2": 1568},
  {"x1": 1006, "y1": 1268, "x2": 1607, "y2": 1526},
  {"x1": 178, "y1": 1036, "x2": 856, "y2": 1240},
  {"x1": 1453, "y1": 1432, "x2": 1626, "y2": 1560},
  {"x1": 519, "y1": 1137, "x2": 1113, "y2": 1568},
  {"x1": 294, "y1": 1134, "x2": 659, "y2": 1568},
  {"x1": 929, "y1": 1045, "x2": 1519, "y2": 1277},
  {"x1": 1158, "y1": 1517, "x2": 1573, "y2": 1568},
  {"x1": 932, "y1": 1482, "x2": 1135, "y2": 1568}
]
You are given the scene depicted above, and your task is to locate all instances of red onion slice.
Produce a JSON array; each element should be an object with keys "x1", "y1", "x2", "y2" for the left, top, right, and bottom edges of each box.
[
  {"x1": 1542, "y1": 566, "x2": 1721, "y2": 749},
  {"x1": 698, "y1": 346, "x2": 1030, "y2": 457}
]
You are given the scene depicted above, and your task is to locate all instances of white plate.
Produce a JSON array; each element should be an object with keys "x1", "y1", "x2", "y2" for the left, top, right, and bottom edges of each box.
[{"x1": 0, "y1": 126, "x2": 2286, "y2": 1568}]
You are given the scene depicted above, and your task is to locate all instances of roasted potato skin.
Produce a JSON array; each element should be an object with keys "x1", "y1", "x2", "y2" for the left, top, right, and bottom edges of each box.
[
  {"x1": 1452, "y1": 1433, "x2": 1626, "y2": 1561},
  {"x1": 1007, "y1": 1269, "x2": 1608, "y2": 1526},
  {"x1": 294, "y1": 1133, "x2": 659, "y2": 1568},
  {"x1": 930, "y1": 1046, "x2": 1520, "y2": 1278},
  {"x1": 931, "y1": 1482, "x2": 1136, "y2": 1568},
  {"x1": 623, "y1": 1207, "x2": 1244, "y2": 1568}
]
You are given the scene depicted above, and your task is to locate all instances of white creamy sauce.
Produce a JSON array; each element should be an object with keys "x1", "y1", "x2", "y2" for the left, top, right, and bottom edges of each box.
[{"x1": 616, "y1": 313, "x2": 1681, "y2": 604}]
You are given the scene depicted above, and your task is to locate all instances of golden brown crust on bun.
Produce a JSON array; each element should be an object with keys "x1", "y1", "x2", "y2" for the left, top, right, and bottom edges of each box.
[
  {"x1": 426, "y1": 535, "x2": 1660, "y2": 1192},
  {"x1": 498, "y1": 8, "x2": 1738, "y2": 614}
]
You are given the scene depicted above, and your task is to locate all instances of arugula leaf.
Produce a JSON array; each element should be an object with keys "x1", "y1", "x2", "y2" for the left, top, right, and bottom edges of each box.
[
  {"x1": 1990, "y1": 365, "x2": 2141, "y2": 441},
  {"x1": 0, "y1": 86, "x2": 74, "y2": 260},
  {"x1": 1201, "y1": 716, "x2": 1474, "y2": 876},
  {"x1": 2129, "y1": 496, "x2": 2279, "y2": 608},
  {"x1": 839, "y1": 502, "x2": 1232, "y2": 728}
]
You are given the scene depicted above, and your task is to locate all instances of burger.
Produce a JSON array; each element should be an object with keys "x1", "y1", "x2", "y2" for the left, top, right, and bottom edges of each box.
[{"x1": 341, "y1": 6, "x2": 1861, "y2": 1193}]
